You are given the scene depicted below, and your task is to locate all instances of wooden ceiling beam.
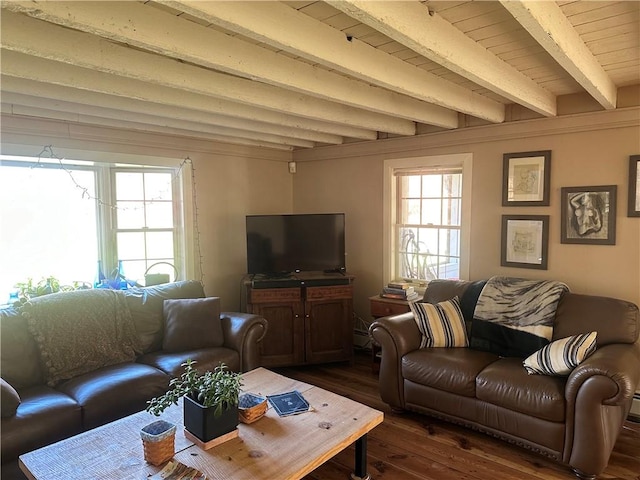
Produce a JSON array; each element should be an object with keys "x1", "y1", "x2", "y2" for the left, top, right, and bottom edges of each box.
[
  {"x1": 0, "y1": 107, "x2": 296, "y2": 151},
  {"x1": 162, "y1": 0, "x2": 504, "y2": 124},
  {"x1": 0, "y1": 80, "x2": 344, "y2": 145},
  {"x1": 2, "y1": 2, "x2": 428, "y2": 135},
  {"x1": 2, "y1": 93, "x2": 319, "y2": 149},
  {"x1": 0, "y1": 55, "x2": 377, "y2": 143},
  {"x1": 500, "y1": 0, "x2": 617, "y2": 109},
  {"x1": 327, "y1": 0, "x2": 557, "y2": 117}
]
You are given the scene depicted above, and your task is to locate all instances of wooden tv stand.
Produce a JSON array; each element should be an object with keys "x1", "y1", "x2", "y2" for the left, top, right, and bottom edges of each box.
[{"x1": 243, "y1": 272, "x2": 355, "y2": 367}]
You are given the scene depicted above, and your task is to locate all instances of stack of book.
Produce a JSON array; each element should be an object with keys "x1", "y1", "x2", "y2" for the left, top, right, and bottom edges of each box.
[{"x1": 380, "y1": 282, "x2": 421, "y2": 301}]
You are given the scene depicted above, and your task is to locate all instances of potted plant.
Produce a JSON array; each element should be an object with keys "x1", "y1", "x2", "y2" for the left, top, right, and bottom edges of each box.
[
  {"x1": 12, "y1": 276, "x2": 88, "y2": 306},
  {"x1": 146, "y1": 360, "x2": 242, "y2": 443}
]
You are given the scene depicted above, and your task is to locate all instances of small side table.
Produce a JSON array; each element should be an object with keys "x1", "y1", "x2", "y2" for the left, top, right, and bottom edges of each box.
[{"x1": 369, "y1": 295, "x2": 412, "y2": 374}]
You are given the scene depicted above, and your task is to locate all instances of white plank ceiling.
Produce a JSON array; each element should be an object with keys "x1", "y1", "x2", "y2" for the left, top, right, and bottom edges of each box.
[{"x1": 1, "y1": 1, "x2": 638, "y2": 151}]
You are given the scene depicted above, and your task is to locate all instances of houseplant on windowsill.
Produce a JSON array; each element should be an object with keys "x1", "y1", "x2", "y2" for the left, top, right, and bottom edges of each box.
[{"x1": 146, "y1": 360, "x2": 242, "y2": 444}]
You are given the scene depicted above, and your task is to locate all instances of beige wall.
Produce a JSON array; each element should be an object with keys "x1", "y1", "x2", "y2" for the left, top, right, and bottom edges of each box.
[
  {"x1": 3, "y1": 108, "x2": 640, "y2": 319},
  {"x1": 1, "y1": 115, "x2": 294, "y2": 311},
  {"x1": 293, "y1": 108, "x2": 640, "y2": 320}
]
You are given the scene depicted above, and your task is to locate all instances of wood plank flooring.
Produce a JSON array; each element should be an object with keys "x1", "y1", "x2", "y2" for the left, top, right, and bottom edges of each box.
[{"x1": 277, "y1": 351, "x2": 640, "y2": 480}]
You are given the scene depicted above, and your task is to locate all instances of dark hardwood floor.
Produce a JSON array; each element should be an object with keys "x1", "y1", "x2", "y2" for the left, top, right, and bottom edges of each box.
[{"x1": 277, "y1": 351, "x2": 640, "y2": 480}]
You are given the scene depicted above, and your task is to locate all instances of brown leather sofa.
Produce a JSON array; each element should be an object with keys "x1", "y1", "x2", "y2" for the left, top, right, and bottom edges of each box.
[
  {"x1": 0, "y1": 281, "x2": 267, "y2": 479},
  {"x1": 370, "y1": 279, "x2": 640, "y2": 480}
]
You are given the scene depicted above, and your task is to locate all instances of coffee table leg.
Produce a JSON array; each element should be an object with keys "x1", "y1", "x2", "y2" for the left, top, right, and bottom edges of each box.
[{"x1": 349, "y1": 434, "x2": 371, "y2": 480}]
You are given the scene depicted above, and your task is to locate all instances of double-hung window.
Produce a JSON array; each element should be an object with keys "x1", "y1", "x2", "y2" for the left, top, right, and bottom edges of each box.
[
  {"x1": 0, "y1": 153, "x2": 188, "y2": 302},
  {"x1": 112, "y1": 169, "x2": 180, "y2": 283},
  {"x1": 384, "y1": 154, "x2": 472, "y2": 285}
]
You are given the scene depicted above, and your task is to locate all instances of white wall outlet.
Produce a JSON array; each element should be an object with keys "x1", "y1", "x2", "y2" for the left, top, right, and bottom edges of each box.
[{"x1": 288, "y1": 161, "x2": 296, "y2": 174}]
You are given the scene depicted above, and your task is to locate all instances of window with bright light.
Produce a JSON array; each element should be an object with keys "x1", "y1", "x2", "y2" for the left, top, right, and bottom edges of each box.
[
  {"x1": 0, "y1": 162, "x2": 99, "y2": 296},
  {"x1": 114, "y1": 170, "x2": 177, "y2": 283},
  {"x1": 395, "y1": 168, "x2": 462, "y2": 281},
  {"x1": 0, "y1": 155, "x2": 185, "y2": 303},
  {"x1": 384, "y1": 154, "x2": 472, "y2": 285}
]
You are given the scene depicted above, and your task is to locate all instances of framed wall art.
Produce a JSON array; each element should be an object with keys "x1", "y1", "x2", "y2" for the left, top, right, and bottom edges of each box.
[
  {"x1": 561, "y1": 185, "x2": 617, "y2": 245},
  {"x1": 628, "y1": 155, "x2": 640, "y2": 217},
  {"x1": 502, "y1": 150, "x2": 551, "y2": 206},
  {"x1": 501, "y1": 215, "x2": 549, "y2": 270}
]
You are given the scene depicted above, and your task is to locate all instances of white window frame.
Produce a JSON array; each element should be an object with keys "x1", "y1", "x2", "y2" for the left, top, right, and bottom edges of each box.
[
  {"x1": 0, "y1": 144, "x2": 196, "y2": 288},
  {"x1": 383, "y1": 153, "x2": 473, "y2": 286}
]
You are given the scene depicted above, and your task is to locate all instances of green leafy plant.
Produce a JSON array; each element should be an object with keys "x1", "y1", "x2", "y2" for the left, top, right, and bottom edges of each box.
[
  {"x1": 13, "y1": 276, "x2": 87, "y2": 306},
  {"x1": 146, "y1": 360, "x2": 242, "y2": 417}
]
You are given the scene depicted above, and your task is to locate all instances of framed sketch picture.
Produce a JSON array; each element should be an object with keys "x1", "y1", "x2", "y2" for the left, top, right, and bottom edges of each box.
[
  {"x1": 502, "y1": 150, "x2": 551, "y2": 206},
  {"x1": 561, "y1": 185, "x2": 617, "y2": 245},
  {"x1": 501, "y1": 215, "x2": 549, "y2": 269},
  {"x1": 628, "y1": 155, "x2": 640, "y2": 217}
]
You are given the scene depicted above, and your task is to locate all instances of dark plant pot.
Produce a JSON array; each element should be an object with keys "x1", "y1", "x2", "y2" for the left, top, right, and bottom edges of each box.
[{"x1": 183, "y1": 395, "x2": 239, "y2": 442}]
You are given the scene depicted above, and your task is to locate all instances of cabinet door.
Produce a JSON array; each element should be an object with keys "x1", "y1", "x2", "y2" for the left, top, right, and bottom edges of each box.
[
  {"x1": 304, "y1": 286, "x2": 353, "y2": 364},
  {"x1": 249, "y1": 288, "x2": 304, "y2": 367}
]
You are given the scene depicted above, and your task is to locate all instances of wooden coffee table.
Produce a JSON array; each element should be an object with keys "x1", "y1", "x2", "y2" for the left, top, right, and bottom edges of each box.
[{"x1": 19, "y1": 367, "x2": 384, "y2": 480}]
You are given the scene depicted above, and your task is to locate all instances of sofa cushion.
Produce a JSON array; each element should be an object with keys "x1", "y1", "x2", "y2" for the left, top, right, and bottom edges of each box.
[
  {"x1": 125, "y1": 280, "x2": 206, "y2": 353},
  {"x1": 476, "y1": 357, "x2": 566, "y2": 422},
  {"x1": 138, "y1": 348, "x2": 241, "y2": 377},
  {"x1": 409, "y1": 297, "x2": 468, "y2": 348},
  {"x1": 422, "y1": 279, "x2": 487, "y2": 337},
  {"x1": 524, "y1": 332, "x2": 597, "y2": 376},
  {"x1": 1, "y1": 378, "x2": 20, "y2": 417},
  {"x1": 162, "y1": 297, "x2": 223, "y2": 352},
  {"x1": 0, "y1": 385, "x2": 82, "y2": 462},
  {"x1": 403, "y1": 348, "x2": 499, "y2": 397},
  {"x1": 553, "y1": 293, "x2": 639, "y2": 346},
  {"x1": 57, "y1": 362, "x2": 169, "y2": 430},
  {"x1": 22, "y1": 289, "x2": 141, "y2": 386},
  {"x1": 0, "y1": 307, "x2": 44, "y2": 389}
]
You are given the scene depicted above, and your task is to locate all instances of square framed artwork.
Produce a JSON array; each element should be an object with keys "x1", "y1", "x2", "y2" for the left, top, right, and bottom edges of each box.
[
  {"x1": 561, "y1": 185, "x2": 617, "y2": 245},
  {"x1": 501, "y1": 215, "x2": 549, "y2": 270},
  {"x1": 502, "y1": 150, "x2": 551, "y2": 206},
  {"x1": 628, "y1": 155, "x2": 640, "y2": 217}
]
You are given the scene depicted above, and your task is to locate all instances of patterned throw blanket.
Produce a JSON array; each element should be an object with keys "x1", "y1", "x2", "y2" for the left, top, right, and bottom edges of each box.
[
  {"x1": 470, "y1": 276, "x2": 569, "y2": 357},
  {"x1": 22, "y1": 289, "x2": 141, "y2": 386}
]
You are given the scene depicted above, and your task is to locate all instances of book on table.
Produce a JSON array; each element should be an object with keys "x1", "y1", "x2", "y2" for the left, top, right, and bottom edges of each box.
[
  {"x1": 266, "y1": 391, "x2": 310, "y2": 417},
  {"x1": 386, "y1": 282, "x2": 414, "y2": 290},
  {"x1": 380, "y1": 291, "x2": 421, "y2": 302},
  {"x1": 382, "y1": 286, "x2": 415, "y2": 296}
]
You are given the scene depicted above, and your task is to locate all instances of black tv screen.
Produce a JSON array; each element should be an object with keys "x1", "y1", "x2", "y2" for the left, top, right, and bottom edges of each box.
[{"x1": 246, "y1": 213, "x2": 346, "y2": 275}]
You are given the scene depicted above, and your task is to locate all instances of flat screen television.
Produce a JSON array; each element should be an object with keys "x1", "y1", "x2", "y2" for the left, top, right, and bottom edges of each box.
[{"x1": 246, "y1": 213, "x2": 346, "y2": 275}]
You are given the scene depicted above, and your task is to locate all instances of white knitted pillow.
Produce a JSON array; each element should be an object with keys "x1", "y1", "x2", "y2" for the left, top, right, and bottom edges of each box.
[
  {"x1": 523, "y1": 331, "x2": 597, "y2": 376},
  {"x1": 409, "y1": 296, "x2": 468, "y2": 348}
]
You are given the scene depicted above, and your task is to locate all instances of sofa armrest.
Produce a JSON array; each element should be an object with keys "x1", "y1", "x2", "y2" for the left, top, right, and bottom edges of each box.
[
  {"x1": 563, "y1": 342, "x2": 640, "y2": 476},
  {"x1": 0, "y1": 378, "x2": 20, "y2": 418},
  {"x1": 566, "y1": 342, "x2": 640, "y2": 406},
  {"x1": 220, "y1": 312, "x2": 268, "y2": 373},
  {"x1": 369, "y1": 312, "x2": 420, "y2": 409}
]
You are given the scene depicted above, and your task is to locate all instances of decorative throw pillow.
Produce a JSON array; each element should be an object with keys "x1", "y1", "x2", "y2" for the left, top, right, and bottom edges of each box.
[
  {"x1": 162, "y1": 297, "x2": 224, "y2": 352},
  {"x1": 1, "y1": 378, "x2": 20, "y2": 417},
  {"x1": 408, "y1": 296, "x2": 468, "y2": 348},
  {"x1": 523, "y1": 331, "x2": 597, "y2": 376}
]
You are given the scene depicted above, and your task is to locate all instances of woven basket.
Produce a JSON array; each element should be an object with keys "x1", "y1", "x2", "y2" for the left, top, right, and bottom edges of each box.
[
  {"x1": 141, "y1": 420, "x2": 176, "y2": 466},
  {"x1": 238, "y1": 393, "x2": 267, "y2": 424}
]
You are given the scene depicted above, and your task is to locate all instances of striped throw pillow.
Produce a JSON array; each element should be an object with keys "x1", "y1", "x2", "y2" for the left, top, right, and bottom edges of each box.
[
  {"x1": 409, "y1": 296, "x2": 468, "y2": 348},
  {"x1": 523, "y1": 331, "x2": 597, "y2": 376}
]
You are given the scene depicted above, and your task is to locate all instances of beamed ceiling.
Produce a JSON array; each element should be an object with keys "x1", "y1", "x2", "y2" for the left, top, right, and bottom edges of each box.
[{"x1": 1, "y1": 1, "x2": 639, "y2": 151}]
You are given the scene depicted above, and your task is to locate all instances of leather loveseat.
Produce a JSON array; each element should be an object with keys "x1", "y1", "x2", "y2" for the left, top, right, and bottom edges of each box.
[
  {"x1": 0, "y1": 280, "x2": 267, "y2": 479},
  {"x1": 370, "y1": 278, "x2": 640, "y2": 479}
]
